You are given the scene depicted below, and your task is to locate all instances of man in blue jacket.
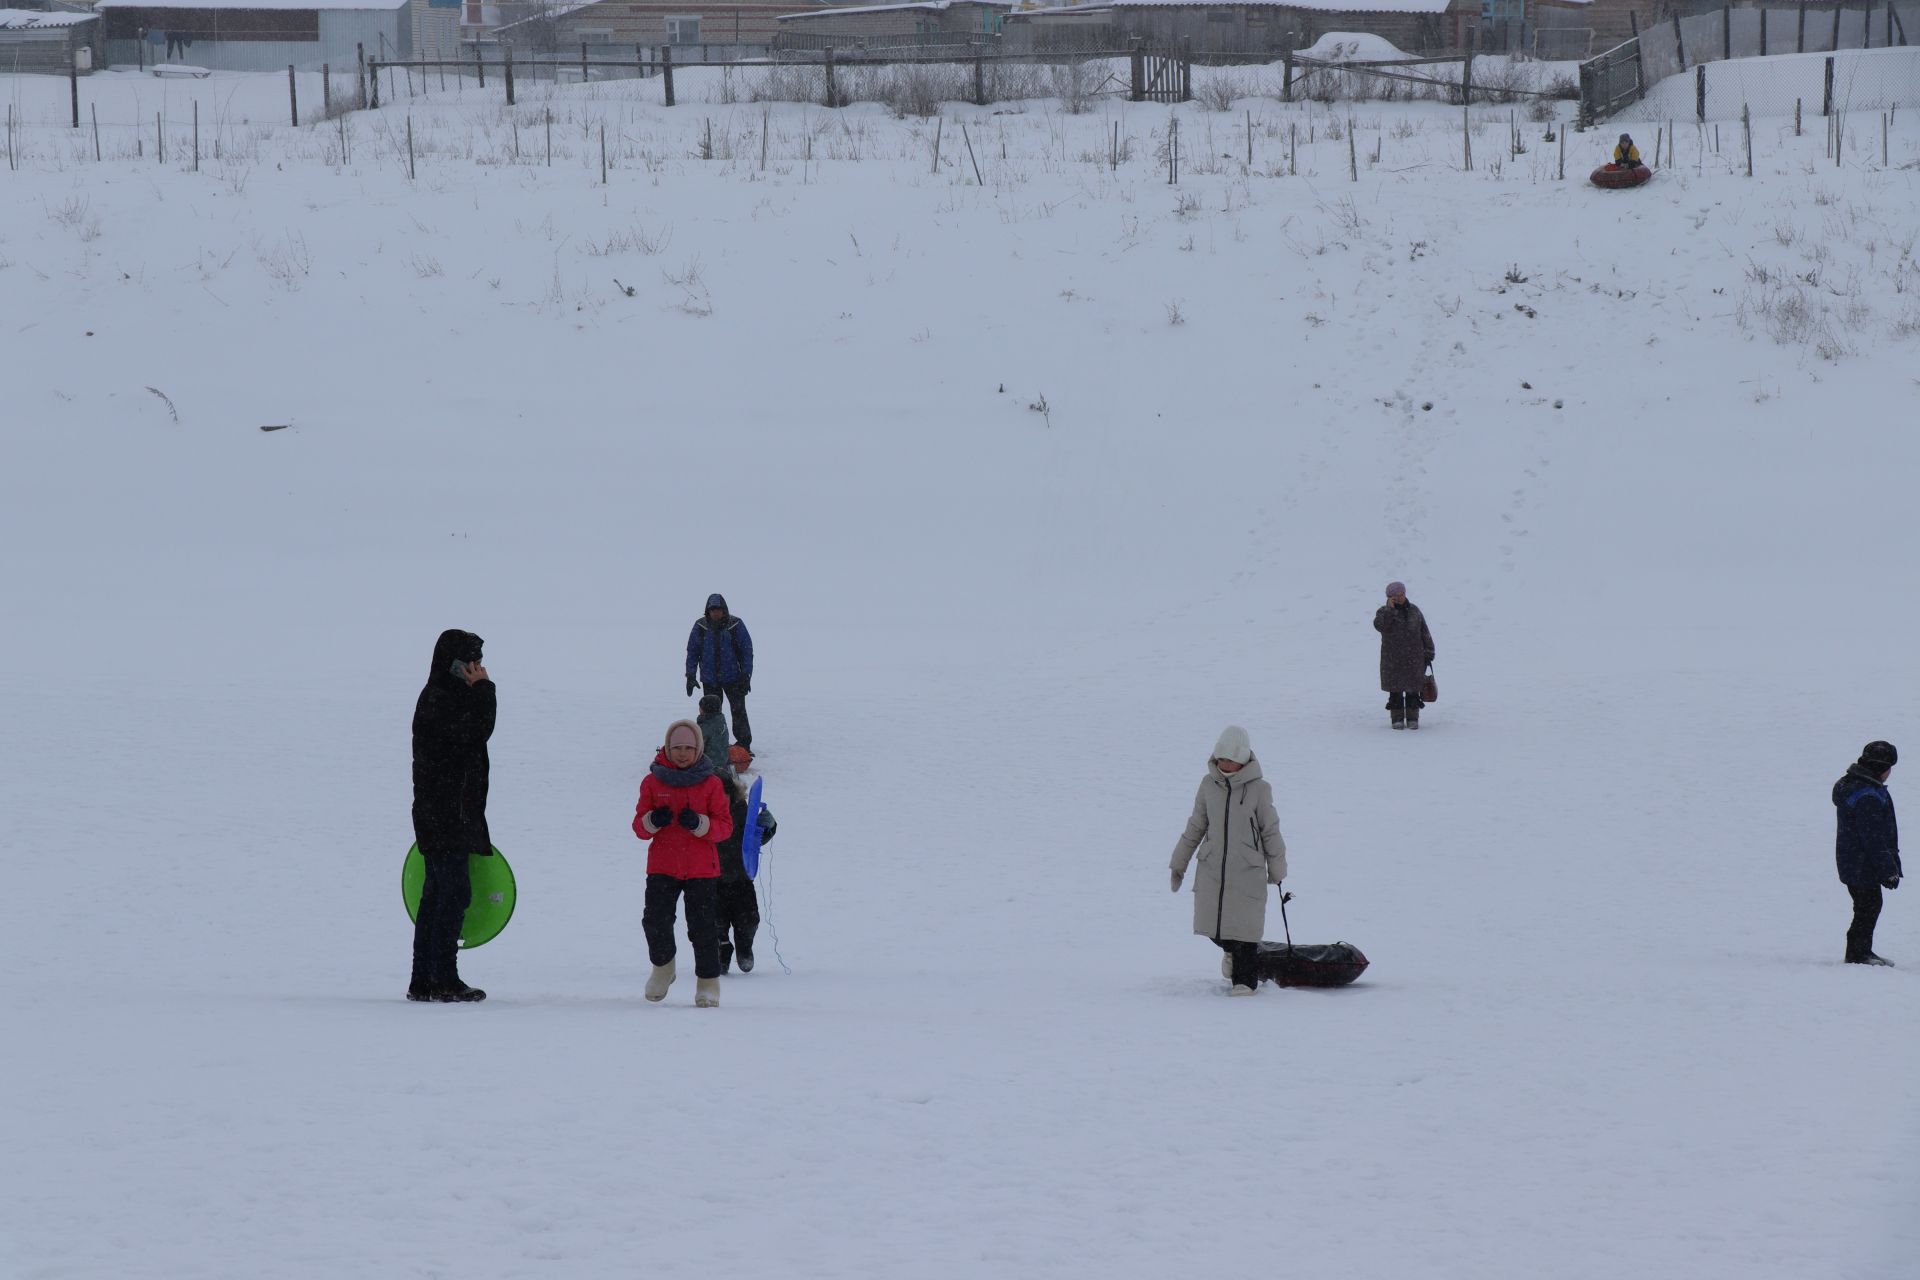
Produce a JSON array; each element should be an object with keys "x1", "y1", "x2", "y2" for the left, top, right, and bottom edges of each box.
[
  {"x1": 1833, "y1": 740, "x2": 1901, "y2": 965},
  {"x1": 686, "y1": 593, "x2": 754, "y2": 754}
]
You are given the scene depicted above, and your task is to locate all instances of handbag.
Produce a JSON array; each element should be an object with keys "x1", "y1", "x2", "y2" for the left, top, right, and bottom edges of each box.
[{"x1": 1420, "y1": 664, "x2": 1438, "y2": 704}]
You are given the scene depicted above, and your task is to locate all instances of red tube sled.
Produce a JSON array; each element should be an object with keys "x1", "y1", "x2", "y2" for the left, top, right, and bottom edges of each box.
[
  {"x1": 1590, "y1": 163, "x2": 1653, "y2": 189},
  {"x1": 1256, "y1": 940, "x2": 1370, "y2": 987}
]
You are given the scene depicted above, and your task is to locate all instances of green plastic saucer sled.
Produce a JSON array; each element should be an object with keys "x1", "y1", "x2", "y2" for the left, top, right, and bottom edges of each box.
[{"x1": 401, "y1": 844, "x2": 517, "y2": 949}]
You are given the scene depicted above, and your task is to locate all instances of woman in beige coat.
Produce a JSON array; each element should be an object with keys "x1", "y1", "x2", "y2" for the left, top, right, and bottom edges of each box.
[{"x1": 1169, "y1": 726, "x2": 1287, "y2": 996}]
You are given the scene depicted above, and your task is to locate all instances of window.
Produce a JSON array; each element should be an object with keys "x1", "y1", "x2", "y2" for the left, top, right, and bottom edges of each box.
[
  {"x1": 575, "y1": 27, "x2": 613, "y2": 44},
  {"x1": 666, "y1": 15, "x2": 700, "y2": 44}
]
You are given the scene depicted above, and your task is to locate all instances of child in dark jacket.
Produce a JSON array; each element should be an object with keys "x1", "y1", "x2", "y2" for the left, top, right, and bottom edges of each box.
[
  {"x1": 1834, "y1": 740, "x2": 1901, "y2": 965},
  {"x1": 697, "y1": 693, "x2": 731, "y2": 775},
  {"x1": 714, "y1": 771, "x2": 777, "y2": 973},
  {"x1": 632, "y1": 719, "x2": 734, "y2": 1006}
]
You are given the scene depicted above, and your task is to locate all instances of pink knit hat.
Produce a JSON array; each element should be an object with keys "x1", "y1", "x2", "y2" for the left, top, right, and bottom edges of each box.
[{"x1": 665, "y1": 719, "x2": 703, "y2": 752}]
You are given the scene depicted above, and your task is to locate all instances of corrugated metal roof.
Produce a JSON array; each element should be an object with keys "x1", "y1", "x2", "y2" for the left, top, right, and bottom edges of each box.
[
  {"x1": 93, "y1": 0, "x2": 409, "y2": 11},
  {"x1": 0, "y1": 8, "x2": 99, "y2": 26}
]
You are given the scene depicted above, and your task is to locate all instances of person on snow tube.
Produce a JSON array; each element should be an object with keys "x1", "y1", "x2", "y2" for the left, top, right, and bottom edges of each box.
[{"x1": 1612, "y1": 133, "x2": 1644, "y2": 169}]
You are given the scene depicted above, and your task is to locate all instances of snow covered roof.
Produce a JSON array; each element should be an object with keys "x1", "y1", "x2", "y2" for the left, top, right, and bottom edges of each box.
[
  {"x1": 0, "y1": 8, "x2": 98, "y2": 26},
  {"x1": 1108, "y1": 0, "x2": 1459, "y2": 12},
  {"x1": 779, "y1": 0, "x2": 1006, "y2": 17},
  {"x1": 93, "y1": 0, "x2": 409, "y2": 11}
]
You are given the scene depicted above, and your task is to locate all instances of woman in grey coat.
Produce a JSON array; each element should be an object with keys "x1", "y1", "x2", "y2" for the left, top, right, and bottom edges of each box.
[
  {"x1": 1374, "y1": 580, "x2": 1435, "y2": 729},
  {"x1": 1169, "y1": 726, "x2": 1288, "y2": 996}
]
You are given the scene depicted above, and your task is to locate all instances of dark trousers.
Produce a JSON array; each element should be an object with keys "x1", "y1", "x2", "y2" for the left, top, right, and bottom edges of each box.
[
  {"x1": 702, "y1": 680, "x2": 751, "y2": 750},
  {"x1": 715, "y1": 878, "x2": 760, "y2": 950},
  {"x1": 644, "y1": 873, "x2": 722, "y2": 979},
  {"x1": 1386, "y1": 690, "x2": 1425, "y2": 722},
  {"x1": 411, "y1": 851, "x2": 471, "y2": 989},
  {"x1": 1846, "y1": 882, "x2": 1885, "y2": 961},
  {"x1": 1214, "y1": 938, "x2": 1259, "y2": 988}
]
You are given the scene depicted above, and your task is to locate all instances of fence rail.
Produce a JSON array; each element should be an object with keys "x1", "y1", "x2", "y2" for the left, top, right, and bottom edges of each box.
[{"x1": 1581, "y1": 0, "x2": 1915, "y2": 120}]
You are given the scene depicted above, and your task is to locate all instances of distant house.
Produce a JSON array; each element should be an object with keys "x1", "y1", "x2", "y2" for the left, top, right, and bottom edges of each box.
[
  {"x1": 479, "y1": 0, "x2": 848, "y2": 53},
  {"x1": 774, "y1": 0, "x2": 1013, "y2": 51},
  {"x1": 94, "y1": 0, "x2": 413, "y2": 71},
  {"x1": 1008, "y1": 0, "x2": 1478, "y2": 55},
  {"x1": 0, "y1": 8, "x2": 102, "y2": 73}
]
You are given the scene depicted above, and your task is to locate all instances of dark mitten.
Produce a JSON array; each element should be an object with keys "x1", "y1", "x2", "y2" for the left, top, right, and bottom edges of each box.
[
  {"x1": 686, "y1": 673, "x2": 697, "y2": 696},
  {"x1": 1885, "y1": 877, "x2": 1902, "y2": 890},
  {"x1": 648, "y1": 806, "x2": 674, "y2": 829},
  {"x1": 740, "y1": 677, "x2": 751, "y2": 695},
  {"x1": 677, "y1": 808, "x2": 703, "y2": 832}
]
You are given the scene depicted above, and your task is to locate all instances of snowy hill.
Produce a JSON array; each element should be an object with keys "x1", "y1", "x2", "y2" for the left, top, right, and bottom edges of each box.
[{"x1": 2, "y1": 67, "x2": 1918, "y2": 1279}]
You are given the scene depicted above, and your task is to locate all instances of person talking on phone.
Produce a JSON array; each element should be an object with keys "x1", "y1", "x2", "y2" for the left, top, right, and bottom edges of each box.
[{"x1": 408, "y1": 629, "x2": 496, "y2": 1002}]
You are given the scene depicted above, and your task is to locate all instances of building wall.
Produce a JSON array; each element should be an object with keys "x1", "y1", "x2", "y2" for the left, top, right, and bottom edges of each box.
[
  {"x1": 1106, "y1": 5, "x2": 1459, "y2": 54},
  {"x1": 414, "y1": 0, "x2": 462, "y2": 55},
  {"x1": 98, "y1": 6, "x2": 408, "y2": 70},
  {"x1": 0, "y1": 23, "x2": 101, "y2": 74},
  {"x1": 501, "y1": 2, "x2": 813, "y2": 46}
]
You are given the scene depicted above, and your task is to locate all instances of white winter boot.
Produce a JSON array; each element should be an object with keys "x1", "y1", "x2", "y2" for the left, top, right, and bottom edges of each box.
[
  {"x1": 695, "y1": 977, "x2": 721, "y2": 1008},
  {"x1": 1221, "y1": 955, "x2": 1234, "y2": 979},
  {"x1": 1228, "y1": 983, "x2": 1258, "y2": 997},
  {"x1": 644, "y1": 961, "x2": 676, "y2": 1002}
]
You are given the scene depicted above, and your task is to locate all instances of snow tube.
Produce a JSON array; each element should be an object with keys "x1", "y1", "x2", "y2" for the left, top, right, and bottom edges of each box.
[
  {"x1": 1589, "y1": 163, "x2": 1652, "y2": 189},
  {"x1": 1256, "y1": 940, "x2": 1369, "y2": 987}
]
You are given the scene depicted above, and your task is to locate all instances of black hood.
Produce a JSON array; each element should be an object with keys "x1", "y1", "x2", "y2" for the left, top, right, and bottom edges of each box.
[
  {"x1": 429, "y1": 629, "x2": 484, "y2": 683},
  {"x1": 705, "y1": 593, "x2": 730, "y2": 621}
]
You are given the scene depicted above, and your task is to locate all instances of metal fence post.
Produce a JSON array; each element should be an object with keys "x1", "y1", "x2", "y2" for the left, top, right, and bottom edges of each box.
[
  {"x1": 663, "y1": 44, "x2": 675, "y2": 107},
  {"x1": 288, "y1": 64, "x2": 298, "y2": 127},
  {"x1": 369, "y1": 58, "x2": 380, "y2": 109},
  {"x1": 1672, "y1": 15, "x2": 1686, "y2": 69},
  {"x1": 1797, "y1": 1, "x2": 1806, "y2": 52},
  {"x1": 357, "y1": 43, "x2": 367, "y2": 109},
  {"x1": 1695, "y1": 62, "x2": 1705, "y2": 121},
  {"x1": 1822, "y1": 54, "x2": 1835, "y2": 115},
  {"x1": 504, "y1": 49, "x2": 514, "y2": 105}
]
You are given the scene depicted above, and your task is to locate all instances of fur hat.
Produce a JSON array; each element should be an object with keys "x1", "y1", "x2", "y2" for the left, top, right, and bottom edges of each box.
[
  {"x1": 1211, "y1": 725, "x2": 1254, "y2": 765},
  {"x1": 1385, "y1": 581, "x2": 1406, "y2": 599},
  {"x1": 665, "y1": 719, "x2": 703, "y2": 753},
  {"x1": 1859, "y1": 740, "x2": 1898, "y2": 772}
]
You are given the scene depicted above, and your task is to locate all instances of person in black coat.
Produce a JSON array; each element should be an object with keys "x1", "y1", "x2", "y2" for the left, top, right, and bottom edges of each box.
[
  {"x1": 409, "y1": 629, "x2": 496, "y2": 1001},
  {"x1": 685, "y1": 593, "x2": 754, "y2": 754},
  {"x1": 713, "y1": 771, "x2": 775, "y2": 973},
  {"x1": 1833, "y1": 740, "x2": 1901, "y2": 966}
]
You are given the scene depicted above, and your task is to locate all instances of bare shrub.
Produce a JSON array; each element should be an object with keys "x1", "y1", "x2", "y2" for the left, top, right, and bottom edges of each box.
[
  {"x1": 1196, "y1": 71, "x2": 1248, "y2": 113},
  {"x1": 1049, "y1": 61, "x2": 1100, "y2": 114},
  {"x1": 749, "y1": 64, "x2": 823, "y2": 104}
]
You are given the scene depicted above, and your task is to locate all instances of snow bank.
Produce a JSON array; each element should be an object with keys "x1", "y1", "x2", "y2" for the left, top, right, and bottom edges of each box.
[{"x1": 1624, "y1": 45, "x2": 1920, "y2": 123}]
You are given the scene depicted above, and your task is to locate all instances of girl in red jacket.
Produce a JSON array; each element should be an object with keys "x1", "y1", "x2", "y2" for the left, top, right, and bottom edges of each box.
[{"x1": 633, "y1": 719, "x2": 734, "y2": 1007}]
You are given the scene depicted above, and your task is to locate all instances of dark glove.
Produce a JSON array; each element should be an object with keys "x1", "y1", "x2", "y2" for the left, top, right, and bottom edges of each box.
[
  {"x1": 1885, "y1": 877, "x2": 1901, "y2": 890},
  {"x1": 677, "y1": 808, "x2": 703, "y2": 832},
  {"x1": 686, "y1": 673, "x2": 697, "y2": 696},
  {"x1": 740, "y1": 677, "x2": 751, "y2": 695},
  {"x1": 648, "y1": 806, "x2": 673, "y2": 829}
]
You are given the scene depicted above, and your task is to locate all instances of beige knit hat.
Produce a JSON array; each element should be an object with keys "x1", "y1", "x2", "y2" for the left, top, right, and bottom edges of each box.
[{"x1": 665, "y1": 719, "x2": 703, "y2": 752}]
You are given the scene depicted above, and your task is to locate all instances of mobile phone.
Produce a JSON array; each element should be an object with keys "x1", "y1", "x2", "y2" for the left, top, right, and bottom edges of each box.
[{"x1": 449, "y1": 660, "x2": 469, "y2": 679}]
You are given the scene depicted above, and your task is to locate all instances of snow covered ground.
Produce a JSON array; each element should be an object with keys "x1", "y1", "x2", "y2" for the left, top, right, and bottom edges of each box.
[{"x1": 3, "y1": 65, "x2": 1919, "y2": 1279}]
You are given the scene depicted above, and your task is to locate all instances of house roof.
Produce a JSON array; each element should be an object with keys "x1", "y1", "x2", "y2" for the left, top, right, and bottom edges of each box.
[
  {"x1": 1027, "y1": 0, "x2": 1457, "y2": 12},
  {"x1": 1114, "y1": 0, "x2": 1458, "y2": 11},
  {"x1": 779, "y1": 0, "x2": 1007, "y2": 18},
  {"x1": 93, "y1": 0, "x2": 409, "y2": 11},
  {"x1": 0, "y1": 8, "x2": 98, "y2": 25}
]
